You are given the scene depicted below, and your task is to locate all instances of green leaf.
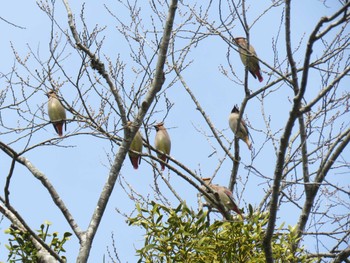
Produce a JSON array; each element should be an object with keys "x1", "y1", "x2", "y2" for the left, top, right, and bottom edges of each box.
[{"x1": 63, "y1": 232, "x2": 72, "y2": 238}]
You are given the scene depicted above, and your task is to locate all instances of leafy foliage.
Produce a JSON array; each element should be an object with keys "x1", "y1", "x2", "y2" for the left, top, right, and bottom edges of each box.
[
  {"x1": 128, "y1": 202, "x2": 315, "y2": 263},
  {"x1": 4, "y1": 221, "x2": 71, "y2": 262}
]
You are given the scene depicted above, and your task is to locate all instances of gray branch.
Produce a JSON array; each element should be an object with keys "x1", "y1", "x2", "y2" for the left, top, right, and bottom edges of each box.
[
  {"x1": 60, "y1": 0, "x2": 179, "y2": 261},
  {"x1": 0, "y1": 141, "x2": 83, "y2": 241}
]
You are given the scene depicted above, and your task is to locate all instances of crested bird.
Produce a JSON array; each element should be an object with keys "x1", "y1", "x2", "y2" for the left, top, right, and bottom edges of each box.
[
  {"x1": 154, "y1": 122, "x2": 171, "y2": 171},
  {"x1": 235, "y1": 37, "x2": 263, "y2": 82},
  {"x1": 201, "y1": 178, "x2": 243, "y2": 217},
  {"x1": 229, "y1": 105, "x2": 252, "y2": 150},
  {"x1": 46, "y1": 90, "x2": 66, "y2": 137},
  {"x1": 126, "y1": 121, "x2": 143, "y2": 170}
]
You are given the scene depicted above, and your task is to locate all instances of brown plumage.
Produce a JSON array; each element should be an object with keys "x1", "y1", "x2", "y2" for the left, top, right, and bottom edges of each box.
[
  {"x1": 235, "y1": 37, "x2": 263, "y2": 82},
  {"x1": 126, "y1": 121, "x2": 143, "y2": 170},
  {"x1": 229, "y1": 105, "x2": 252, "y2": 150},
  {"x1": 46, "y1": 90, "x2": 66, "y2": 137},
  {"x1": 201, "y1": 178, "x2": 243, "y2": 218},
  {"x1": 154, "y1": 122, "x2": 171, "y2": 171}
]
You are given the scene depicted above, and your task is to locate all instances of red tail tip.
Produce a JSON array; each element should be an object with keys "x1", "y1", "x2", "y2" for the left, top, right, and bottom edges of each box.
[
  {"x1": 257, "y1": 71, "x2": 263, "y2": 82},
  {"x1": 130, "y1": 157, "x2": 139, "y2": 170},
  {"x1": 56, "y1": 123, "x2": 63, "y2": 137}
]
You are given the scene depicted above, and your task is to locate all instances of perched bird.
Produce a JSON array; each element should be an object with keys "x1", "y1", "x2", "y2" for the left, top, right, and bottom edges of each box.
[
  {"x1": 126, "y1": 121, "x2": 143, "y2": 170},
  {"x1": 229, "y1": 105, "x2": 252, "y2": 150},
  {"x1": 46, "y1": 90, "x2": 66, "y2": 137},
  {"x1": 201, "y1": 178, "x2": 243, "y2": 217},
  {"x1": 235, "y1": 37, "x2": 263, "y2": 82},
  {"x1": 154, "y1": 122, "x2": 171, "y2": 171}
]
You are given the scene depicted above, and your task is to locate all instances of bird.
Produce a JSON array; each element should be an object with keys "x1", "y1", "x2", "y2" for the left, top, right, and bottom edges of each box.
[
  {"x1": 154, "y1": 122, "x2": 171, "y2": 171},
  {"x1": 126, "y1": 121, "x2": 143, "y2": 170},
  {"x1": 46, "y1": 90, "x2": 66, "y2": 137},
  {"x1": 229, "y1": 105, "x2": 252, "y2": 150},
  {"x1": 201, "y1": 177, "x2": 243, "y2": 217},
  {"x1": 235, "y1": 37, "x2": 263, "y2": 82}
]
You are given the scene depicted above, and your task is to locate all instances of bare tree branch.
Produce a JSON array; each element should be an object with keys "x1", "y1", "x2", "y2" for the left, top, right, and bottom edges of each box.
[
  {"x1": 0, "y1": 141, "x2": 83, "y2": 240},
  {"x1": 0, "y1": 200, "x2": 63, "y2": 262},
  {"x1": 60, "y1": 0, "x2": 180, "y2": 261},
  {"x1": 333, "y1": 245, "x2": 350, "y2": 263}
]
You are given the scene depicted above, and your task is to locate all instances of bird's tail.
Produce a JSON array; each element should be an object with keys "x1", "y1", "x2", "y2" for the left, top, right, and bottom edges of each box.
[
  {"x1": 230, "y1": 201, "x2": 244, "y2": 220},
  {"x1": 245, "y1": 138, "x2": 252, "y2": 151},
  {"x1": 130, "y1": 156, "x2": 139, "y2": 170},
  {"x1": 54, "y1": 122, "x2": 64, "y2": 137},
  {"x1": 160, "y1": 155, "x2": 167, "y2": 171},
  {"x1": 256, "y1": 70, "x2": 263, "y2": 82}
]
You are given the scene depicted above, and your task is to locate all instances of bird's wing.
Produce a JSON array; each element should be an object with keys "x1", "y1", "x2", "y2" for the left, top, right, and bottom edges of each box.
[
  {"x1": 222, "y1": 187, "x2": 242, "y2": 216},
  {"x1": 240, "y1": 118, "x2": 250, "y2": 137}
]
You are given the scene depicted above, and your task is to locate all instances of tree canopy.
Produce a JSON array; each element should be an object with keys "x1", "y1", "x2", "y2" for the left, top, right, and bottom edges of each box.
[{"x1": 0, "y1": 0, "x2": 349, "y2": 262}]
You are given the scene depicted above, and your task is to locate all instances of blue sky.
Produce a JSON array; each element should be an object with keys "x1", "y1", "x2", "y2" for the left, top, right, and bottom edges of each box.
[{"x1": 0, "y1": 1, "x2": 349, "y2": 262}]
